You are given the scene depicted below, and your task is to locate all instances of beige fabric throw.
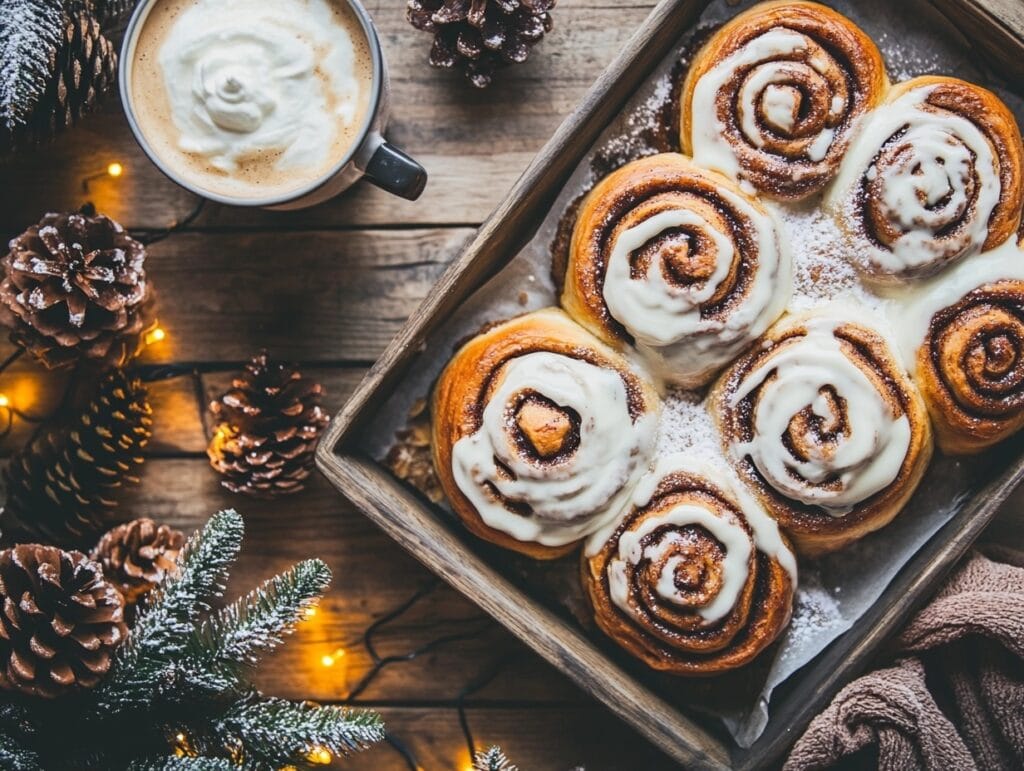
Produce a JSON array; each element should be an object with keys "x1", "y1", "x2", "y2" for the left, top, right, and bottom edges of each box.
[{"x1": 785, "y1": 552, "x2": 1024, "y2": 770}]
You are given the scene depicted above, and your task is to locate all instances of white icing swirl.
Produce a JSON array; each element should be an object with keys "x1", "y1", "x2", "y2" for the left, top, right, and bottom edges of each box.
[
  {"x1": 730, "y1": 315, "x2": 911, "y2": 514},
  {"x1": 602, "y1": 455, "x2": 796, "y2": 625},
  {"x1": 451, "y1": 352, "x2": 657, "y2": 547},
  {"x1": 691, "y1": 28, "x2": 846, "y2": 189},
  {"x1": 827, "y1": 85, "x2": 1001, "y2": 279},
  {"x1": 157, "y1": 0, "x2": 362, "y2": 174},
  {"x1": 601, "y1": 189, "x2": 790, "y2": 386}
]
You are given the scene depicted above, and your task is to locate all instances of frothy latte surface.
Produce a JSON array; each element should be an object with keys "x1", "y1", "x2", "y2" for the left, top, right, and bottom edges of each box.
[{"x1": 130, "y1": 0, "x2": 373, "y2": 201}]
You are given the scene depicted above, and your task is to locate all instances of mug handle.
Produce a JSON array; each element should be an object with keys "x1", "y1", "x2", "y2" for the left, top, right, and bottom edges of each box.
[{"x1": 363, "y1": 141, "x2": 427, "y2": 201}]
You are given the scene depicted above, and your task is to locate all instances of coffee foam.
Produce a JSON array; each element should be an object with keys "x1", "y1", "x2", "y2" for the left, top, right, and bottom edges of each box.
[{"x1": 130, "y1": 0, "x2": 373, "y2": 201}]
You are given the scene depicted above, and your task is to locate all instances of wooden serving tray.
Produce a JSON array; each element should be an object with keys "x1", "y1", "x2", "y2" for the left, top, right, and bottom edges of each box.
[{"x1": 317, "y1": 1, "x2": 1024, "y2": 767}]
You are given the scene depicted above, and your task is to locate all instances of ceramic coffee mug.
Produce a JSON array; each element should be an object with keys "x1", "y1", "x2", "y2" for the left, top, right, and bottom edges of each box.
[{"x1": 119, "y1": 0, "x2": 426, "y2": 209}]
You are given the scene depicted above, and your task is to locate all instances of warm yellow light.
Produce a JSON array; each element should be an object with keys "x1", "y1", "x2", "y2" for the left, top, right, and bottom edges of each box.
[
  {"x1": 321, "y1": 647, "x2": 345, "y2": 667},
  {"x1": 307, "y1": 746, "x2": 332, "y2": 765},
  {"x1": 0, "y1": 394, "x2": 9, "y2": 408},
  {"x1": 321, "y1": 654, "x2": 334, "y2": 667},
  {"x1": 175, "y1": 733, "x2": 186, "y2": 743},
  {"x1": 303, "y1": 606, "x2": 317, "y2": 619},
  {"x1": 107, "y1": 162, "x2": 123, "y2": 178},
  {"x1": 145, "y1": 327, "x2": 167, "y2": 345}
]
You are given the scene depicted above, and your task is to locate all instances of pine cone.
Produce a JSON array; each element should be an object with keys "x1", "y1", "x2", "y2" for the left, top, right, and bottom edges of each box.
[
  {"x1": 207, "y1": 351, "x2": 329, "y2": 498},
  {"x1": 19, "y1": 8, "x2": 118, "y2": 145},
  {"x1": 407, "y1": 0, "x2": 555, "y2": 87},
  {"x1": 3, "y1": 369, "x2": 153, "y2": 547},
  {"x1": 0, "y1": 544, "x2": 127, "y2": 698},
  {"x1": 91, "y1": 518, "x2": 184, "y2": 606},
  {"x1": 0, "y1": 209, "x2": 153, "y2": 369},
  {"x1": 91, "y1": 0, "x2": 140, "y2": 29}
]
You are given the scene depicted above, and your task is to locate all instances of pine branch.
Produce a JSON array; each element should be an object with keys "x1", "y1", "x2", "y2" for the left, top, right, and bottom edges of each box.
[
  {"x1": 215, "y1": 697, "x2": 384, "y2": 767},
  {"x1": 192, "y1": 559, "x2": 331, "y2": 671},
  {"x1": 0, "y1": 0, "x2": 65, "y2": 130},
  {"x1": 127, "y1": 758, "x2": 238, "y2": 771},
  {"x1": 474, "y1": 746, "x2": 518, "y2": 771},
  {"x1": 0, "y1": 703, "x2": 40, "y2": 770}
]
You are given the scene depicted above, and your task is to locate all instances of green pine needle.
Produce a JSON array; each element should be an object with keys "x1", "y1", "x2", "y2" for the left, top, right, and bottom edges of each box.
[
  {"x1": 127, "y1": 758, "x2": 238, "y2": 771},
  {"x1": 193, "y1": 559, "x2": 332, "y2": 670},
  {"x1": 474, "y1": 746, "x2": 518, "y2": 771},
  {"x1": 216, "y1": 697, "x2": 385, "y2": 767}
]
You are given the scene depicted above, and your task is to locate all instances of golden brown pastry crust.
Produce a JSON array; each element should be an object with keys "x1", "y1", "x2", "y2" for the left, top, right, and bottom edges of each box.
[
  {"x1": 680, "y1": 0, "x2": 887, "y2": 200},
  {"x1": 561, "y1": 153, "x2": 786, "y2": 388},
  {"x1": 916, "y1": 280, "x2": 1024, "y2": 454},
  {"x1": 583, "y1": 465, "x2": 795, "y2": 675},
  {"x1": 708, "y1": 312, "x2": 933, "y2": 556},
  {"x1": 431, "y1": 308, "x2": 660, "y2": 559}
]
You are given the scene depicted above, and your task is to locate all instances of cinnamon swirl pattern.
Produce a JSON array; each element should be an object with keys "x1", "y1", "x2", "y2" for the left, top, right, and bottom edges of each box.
[
  {"x1": 827, "y1": 77, "x2": 1024, "y2": 282},
  {"x1": 680, "y1": 0, "x2": 887, "y2": 200},
  {"x1": 584, "y1": 455, "x2": 796, "y2": 675},
  {"x1": 709, "y1": 311, "x2": 933, "y2": 556},
  {"x1": 561, "y1": 154, "x2": 790, "y2": 388},
  {"x1": 431, "y1": 308, "x2": 660, "y2": 559},
  {"x1": 902, "y1": 237, "x2": 1024, "y2": 454}
]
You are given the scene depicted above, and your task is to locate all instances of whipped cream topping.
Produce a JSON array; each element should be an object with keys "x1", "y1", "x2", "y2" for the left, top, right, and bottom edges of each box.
[
  {"x1": 601, "y1": 187, "x2": 790, "y2": 386},
  {"x1": 451, "y1": 352, "x2": 657, "y2": 548},
  {"x1": 730, "y1": 315, "x2": 912, "y2": 514},
  {"x1": 157, "y1": 0, "x2": 363, "y2": 175}
]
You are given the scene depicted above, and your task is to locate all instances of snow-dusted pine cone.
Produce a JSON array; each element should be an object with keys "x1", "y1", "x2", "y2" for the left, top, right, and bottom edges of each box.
[
  {"x1": 407, "y1": 0, "x2": 555, "y2": 87},
  {"x1": 207, "y1": 351, "x2": 329, "y2": 498},
  {"x1": 91, "y1": 518, "x2": 184, "y2": 606},
  {"x1": 0, "y1": 545, "x2": 127, "y2": 698},
  {"x1": 0, "y1": 209, "x2": 153, "y2": 369}
]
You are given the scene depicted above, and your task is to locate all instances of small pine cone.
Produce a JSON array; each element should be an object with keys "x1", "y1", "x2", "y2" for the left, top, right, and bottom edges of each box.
[
  {"x1": 17, "y1": 9, "x2": 118, "y2": 146},
  {"x1": 91, "y1": 519, "x2": 184, "y2": 606},
  {"x1": 3, "y1": 369, "x2": 153, "y2": 547},
  {"x1": 208, "y1": 351, "x2": 329, "y2": 498},
  {"x1": 91, "y1": 0, "x2": 140, "y2": 28},
  {"x1": 0, "y1": 209, "x2": 153, "y2": 369},
  {"x1": 407, "y1": 0, "x2": 555, "y2": 87},
  {"x1": 0, "y1": 545, "x2": 127, "y2": 698}
]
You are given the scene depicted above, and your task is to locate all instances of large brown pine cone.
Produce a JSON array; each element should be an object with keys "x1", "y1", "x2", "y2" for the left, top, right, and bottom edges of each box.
[
  {"x1": 91, "y1": 518, "x2": 184, "y2": 606},
  {"x1": 0, "y1": 545, "x2": 127, "y2": 698},
  {"x1": 207, "y1": 351, "x2": 329, "y2": 498},
  {"x1": 407, "y1": 0, "x2": 555, "y2": 87},
  {"x1": 3, "y1": 369, "x2": 153, "y2": 548},
  {"x1": 0, "y1": 210, "x2": 153, "y2": 369},
  {"x1": 3, "y1": 9, "x2": 119, "y2": 150}
]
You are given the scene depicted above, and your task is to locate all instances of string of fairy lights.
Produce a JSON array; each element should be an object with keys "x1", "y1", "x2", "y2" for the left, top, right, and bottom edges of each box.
[{"x1": 0, "y1": 160, "x2": 523, "y2": 771}]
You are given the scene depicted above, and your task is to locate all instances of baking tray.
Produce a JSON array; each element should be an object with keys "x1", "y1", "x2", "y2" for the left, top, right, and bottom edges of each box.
[{"x1": 316, "y1": 1, "x2": 1024, "y2": 767}]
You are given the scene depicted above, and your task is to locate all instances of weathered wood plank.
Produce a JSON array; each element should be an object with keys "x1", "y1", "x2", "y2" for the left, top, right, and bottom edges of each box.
[
  {"x1": 128, "y1": 229, "x2": 463, "y2": 363},
  {"x1": 0, "y1": 0, "x2": 655, "y2": 231},
  {"x1": 344, "y1": 705, "x2": 675, "y2": 770}
]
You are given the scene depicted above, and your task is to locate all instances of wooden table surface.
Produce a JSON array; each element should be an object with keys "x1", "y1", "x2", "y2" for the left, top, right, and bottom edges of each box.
[{"x1": 2, "y1": 0, "x2": 1022, "y2": 768}]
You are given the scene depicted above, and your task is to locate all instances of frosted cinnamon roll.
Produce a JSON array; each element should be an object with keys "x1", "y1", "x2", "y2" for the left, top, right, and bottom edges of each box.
[
  {"x1": 584, "y1": 455, "x2": 796, "y2": 674},
  {"x1": 680, "y1": 0, "x2": 886, "y2": 200},
  {"x1": 708, "y1": 310, "x2": 933, "y2": 555},
  {"x1": 431, "y1": 308, "x2": 660, "y2": 559},
  {"x1": 901, "y1": 236, "x2": 1024, "y2": 454},
  {"x1": 561, "y1": 154, "x2": 790, "y2": 389},
  {"x1": 827, "y1": 76, "x2": 1024, "y2": 283}
]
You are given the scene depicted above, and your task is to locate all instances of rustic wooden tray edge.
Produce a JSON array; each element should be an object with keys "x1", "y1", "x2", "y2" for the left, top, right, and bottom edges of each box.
[{"x1": 318, "y1": 1, "x2": 1024, "y2": 767}]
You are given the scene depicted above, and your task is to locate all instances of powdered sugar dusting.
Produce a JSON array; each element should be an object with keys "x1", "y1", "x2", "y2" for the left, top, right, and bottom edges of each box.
[{"x1": 656, "y1": 388, "x2": 722, "y2": 459}]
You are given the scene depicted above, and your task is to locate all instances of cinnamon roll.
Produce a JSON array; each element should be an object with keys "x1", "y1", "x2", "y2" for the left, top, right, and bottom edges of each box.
[
  {"x1": 708, "y1": 310, "x2": 933, "y2": 555},
  {"x1": 902, "y1": 235, "x2": 1024, "y2": 454},
  {"x1": 431, "y1": 308, "x2": 660, "y2": 559},
  {"x1": 561, "y1": 153, "x2": 790, "y2": 389},
  {"x1": 827, "y1": 76, "x2": 1024, "y2": 282},
  {"x1": 584, "y1": 454, "x2": 796, "y2": 674},
  {"x1": 680, "y1": 0, "x2": 887, "y2": 200}
]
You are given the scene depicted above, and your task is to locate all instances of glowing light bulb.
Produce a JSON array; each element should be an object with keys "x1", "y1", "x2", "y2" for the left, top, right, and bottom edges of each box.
[
  {"x1": 0, "y1": 394, "x2": 9, "y2": 408},
  {"x1": 303, "y1": 606, "x2": 317, "y2": 619},
  {"x1": 321, "y1": 654, "x2": 335, "y2": 667},
  {"x1": 320, "y1": 647, "x2": 345, "y2": 667},
  {"x1": 107, "y1": 162, "x2": 123, "y2": 178},
  {"x1": 307, "y1": 746, "x2": 332, "y2": 765},
  {"x1": 145, "y1": 327, "x2": 167, "y2": 345}
]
